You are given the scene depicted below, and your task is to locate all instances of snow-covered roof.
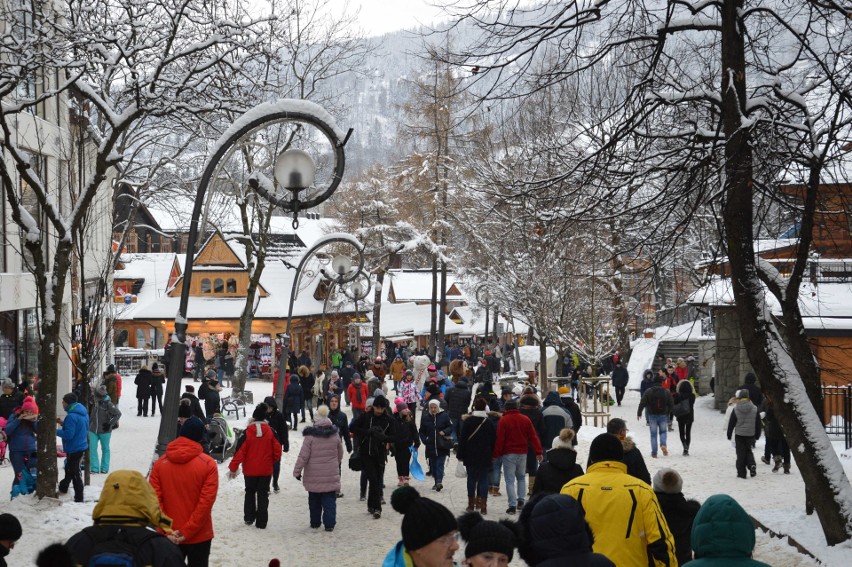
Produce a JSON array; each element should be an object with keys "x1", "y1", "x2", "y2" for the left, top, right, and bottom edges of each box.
[
  {"x1": 379, "y1": 302, "x2": 464, "y2": 337},
  {"x1": 688, "y1": 277, "x2": 852, "y2": 329},
  {"x1": 450, "y1": 305, "x2": 530, "y2": 337},
  {"x1": 385, "y1": 269, "x2": 461, "y2": 302}
]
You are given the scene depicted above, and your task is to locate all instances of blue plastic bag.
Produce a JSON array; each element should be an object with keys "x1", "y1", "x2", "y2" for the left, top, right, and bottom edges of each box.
[
  {"x1": 11, "y1": 465, "x2": 36, "y2": 499},
  {"x1": 409, "y1": 446, "x2": 425, "y2": 481}
]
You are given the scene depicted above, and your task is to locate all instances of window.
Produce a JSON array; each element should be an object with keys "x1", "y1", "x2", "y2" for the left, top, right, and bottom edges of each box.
[
  {"x1": 200, "y1": 279, "x2": 211, "y2": 293},
  {"x1": 213, "y1": 278, "x2": 224, "y2": 293},
  {"x1": 125, "y1": 230, "x2": 137, "y2": 254},
  {"x1": 226, "y1": 278, "x2": 237, "y2": 293}
]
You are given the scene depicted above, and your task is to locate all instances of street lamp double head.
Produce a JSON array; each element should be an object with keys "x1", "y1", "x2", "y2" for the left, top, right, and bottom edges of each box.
[{"x1": 156, "y1": 100, "x2": 351, "y2": 456}]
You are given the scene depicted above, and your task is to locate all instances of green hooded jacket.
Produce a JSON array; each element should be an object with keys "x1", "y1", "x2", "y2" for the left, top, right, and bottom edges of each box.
[{"x1": 689, "y1": 494, "x2": 771, "y2": 566}]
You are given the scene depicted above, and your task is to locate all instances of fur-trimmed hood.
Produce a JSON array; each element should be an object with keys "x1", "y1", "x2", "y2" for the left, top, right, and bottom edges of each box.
[{"x1": 302, "y1": 417, "x2": 338, "y2": 438}]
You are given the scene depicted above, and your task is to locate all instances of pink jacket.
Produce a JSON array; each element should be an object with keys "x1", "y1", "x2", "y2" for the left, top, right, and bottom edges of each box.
[{"x1": 292, "y1": 417, "x2": 343, "y2": 493}]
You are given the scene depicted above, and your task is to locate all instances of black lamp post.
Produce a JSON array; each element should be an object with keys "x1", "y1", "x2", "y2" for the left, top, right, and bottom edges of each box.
[
  {"x1": 156, "y1": 100, "x2": 351, "y2": 457},
  {"x1": 315, "y1": 267, "x2": 371, "y2": 376}
]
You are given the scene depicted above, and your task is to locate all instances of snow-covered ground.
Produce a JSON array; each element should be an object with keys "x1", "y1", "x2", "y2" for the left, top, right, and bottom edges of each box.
[{"x1": 3, "y1": 378, "x2": 852, "y2": 566}]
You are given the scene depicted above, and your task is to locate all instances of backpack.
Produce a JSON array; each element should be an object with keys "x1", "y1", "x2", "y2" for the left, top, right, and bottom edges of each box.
[
  {"x1": 650, "y1": 388, "x2": 668, "y2": 414},
  {"x1": 83, "y1": 526, "x2": 159, "y2": 567}
]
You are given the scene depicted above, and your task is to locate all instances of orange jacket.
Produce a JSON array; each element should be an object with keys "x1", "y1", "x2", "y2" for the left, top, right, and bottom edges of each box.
[{"x1": 150, "y1": 436, "x2": 219, "y2": 544}]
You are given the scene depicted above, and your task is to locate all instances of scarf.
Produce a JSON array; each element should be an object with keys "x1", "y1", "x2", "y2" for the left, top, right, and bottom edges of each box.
[{"x1": 253, "y1": 419, "x2": 266, "y2": 437}]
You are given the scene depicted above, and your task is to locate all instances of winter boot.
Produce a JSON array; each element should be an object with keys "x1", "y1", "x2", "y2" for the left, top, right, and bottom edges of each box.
[
  {"x1": 772, "y1": 456, "x2": 782, "y2": 473},
  {"x1": 466, "y1": 497, "x2": 476, "y2": 513},
  {"x1": 784, "y1": 464, "x2": 791, "y2": 474},
  {"x1": 403, "y1": 476, "x2": 410, "y2": 486},
  {"x1": 683, "y1": 445, "x2": 689, "y2": 456},
  {"x1": 661, "y1": 445, "x2": 668, "y2": 456},
  {"x1": 761, "y1": 455, "x2": 771, "y2": 465},
  {"x1": 477, "y1": 496, "x2": 488, "y2": 515},
  {"x1": 397, "y1": 476, "x2": 405, "y2": 487}
]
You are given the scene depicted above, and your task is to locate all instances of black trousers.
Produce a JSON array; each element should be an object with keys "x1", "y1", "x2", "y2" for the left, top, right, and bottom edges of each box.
[
  {"x1": 394, "y1": 447, "x2": 410, "y2": 477},
  {"x1": 678, "y1": 418, "x2": 693, "y2": 449},
  {"x1": 150, "y1": 393, "x2": 163, "y2": 415},
  {"x1": 60, "y1": 451, "x2": 85, "y2": 502},
  {"x1": 137, "y1": 397, "x2": 149, "y2": 416},
  {"x1": 362, "y1": 457, "x2": 385, "y2": 512},
  {"x1": 734, "y1": 435, "x2": 756, "y2": 477},
  {"x1": 179, "y1": 539, "x2": 212, "y2": 567},
  {"x1": 244, "y1": 475, "x2": 271, "y2": 528},
  {"x1": 615, "y1": 385, "x2": 626, "y2": 405}
]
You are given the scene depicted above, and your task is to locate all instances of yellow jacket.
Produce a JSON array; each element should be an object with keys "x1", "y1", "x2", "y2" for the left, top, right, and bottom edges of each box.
[{"x1": 561, "y1": 461, "x2": 678, "y2": 567}]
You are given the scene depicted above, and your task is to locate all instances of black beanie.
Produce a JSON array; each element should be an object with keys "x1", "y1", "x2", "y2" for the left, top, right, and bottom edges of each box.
[
  {"x1": 63, "y1": 392, "x2": 77, "y2": 405},
  {"x1": 252, "y1": 403, "x2": 268, "y2": 421},
  {"x1": 391, "y1": 486, "x2": 457, "y2": 551},
  {"x1": 588, "y1": 433, "x2": 624, "y2": 464},
  {"x1": 179, "y1": 416, "x2": 205, "y2": 443},
  {"x1": 458, "y1": 512, "x2": 515, "y2": 560},
  {"x1": 0, "y1": 513, "x2": 22, "y2": 540}
]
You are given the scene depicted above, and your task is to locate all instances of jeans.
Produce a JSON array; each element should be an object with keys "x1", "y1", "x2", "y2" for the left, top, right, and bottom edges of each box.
[
  {"x1": 648, "y1": 414, "x2": 668, "y2": 456},
  {"x1": 88, "y1": 431, "x2": 112, "y2": 472},
  {"x1": 502, "y1": 453, "x2": 527, "y2": 507},
  {"x1": 428, "y1": 454, "x2": 447, "y2": 484},
  {"x1": 60, "y1": 451, "x2": 85, "y2": 502},
  {"x1": 489, "y1": 456, "x2": 503, "y2": 488},
  {"x1": 243, "y1": 475, "x2": 271, "y2": 528},
  {"x1": 179, "y1": 539, "x2": 212, "y2": 567},
  {"x1": 466, "y1": 465, "x2": 489, "y2": 498},
  {"x1": 308, "y1": 491, "x2": 337, "y2": 528},
  {"x1": 302, "y1": 397, "x2": 314, "y2": 421}
]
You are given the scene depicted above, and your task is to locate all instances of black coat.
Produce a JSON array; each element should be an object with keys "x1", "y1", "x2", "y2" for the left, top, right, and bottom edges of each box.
[
  {"x1": 282, "y1": 382, "x2": 304, "y2": 414},
  {"x1": 444, "y1": 382, "x2": 472, "y2": 421},
  {"x1": 419, "y1": 409, "x2": 453, "y2": 458},
  {"x1": 339, "y1": 365, "x2": 355, "y2": 388},
  {"x1": 300, "y1": 372, "x2": 316, "y2": 398},
  {"x1": 201, "y1": 385, "x2": 220, "y2": 418},
  {"x1": 66, "y1": 525, "x2": 183, "y2": 567},
  {"x1": 151, "y1": 371, "x2": 165, "y2": 396},
  {"x1": 673, "y1": 390, "x2": 696, "y2": 423},
  {"x1": 0, "y1": 390, "x2": 24, "y2": 420},
  {"x1": 655, "y1": 491, "x2": 701, "y2": 567},
  {"x1": 352, "y1": 410, "x2": 396, "y2": 461},
  {"x1": 611, "y1": 366, "x2": 629, "y2": 388},
  {"x1": 621, "y1": 437, "x2": 651, "y2": 485},
  {"x1": 266, "y1": 408, "x2": 290, "y2": 453},
  {"x1": 457, "y1": 413, "x2": 497, "y2": 469},
  {"x1": 561, "y1": 397, "x2": 582, "y2": 434},
  {"x1": 393, "y1": 414, "x2": 420, "y2": 452},
  {"x1": 533, "y1": 448, "x2": 584, "y2": 495},
  {"x1": 329, "y1": 407, "x2": 352, "y2": 452},
  {"x1": 134, "y1": 369, "x2": 154, "y2": 398}
]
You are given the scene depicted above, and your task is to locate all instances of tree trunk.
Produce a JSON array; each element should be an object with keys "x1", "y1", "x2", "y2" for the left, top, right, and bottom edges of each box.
[
  {"x1": 35, "y1": 240, "x2": 73, "y2": 498},
  {"x1": 233, "y1": 254, "x2": 264, "y2": 400},
  {"x1": 539, "y1": 336, "x2": 548, "y2": 392},
  {"x1": 437, "y1": 260, "x2": 447, "y2": 362},
  {"x1": 720, "y1": 0, "x2": 852, "y2": 544},
  {"x1": 429, "y1": 257, "x2": 438, "y2": 359},
  {"x1": 372, "y1": 267, "x2": 386, "y2": 356}
]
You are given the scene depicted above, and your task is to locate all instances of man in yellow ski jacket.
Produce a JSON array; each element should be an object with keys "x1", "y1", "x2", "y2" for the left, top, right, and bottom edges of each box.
[{"x1": 561, "y1": 433, "x2": 678, "y2": 566}]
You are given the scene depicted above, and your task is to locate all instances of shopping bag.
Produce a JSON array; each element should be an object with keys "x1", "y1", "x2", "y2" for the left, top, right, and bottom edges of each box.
[
  {"x1": 409, "y1": 446, "x2": 425, "y2": 481},
  {"x1": 455, "y1": 460, "x2": 467, "y2": 479},
  {"x1": 11, "y1": 465, "x2": 36, "y2": 499}
]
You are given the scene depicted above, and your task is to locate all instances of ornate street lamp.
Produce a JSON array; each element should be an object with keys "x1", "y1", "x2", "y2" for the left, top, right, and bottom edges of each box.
[
  {"x1": 342, "y1": 272, "x2": 372, "y2": 354},
  {"x1": 315, "y1": 263, "x2": 371, "y2": 376},
  {"x1": 475, "y1": 285, "x2": 492, "y2": 344},
  {"x1": 156, "y1": 100, "x2": 351, "y2": 457}
]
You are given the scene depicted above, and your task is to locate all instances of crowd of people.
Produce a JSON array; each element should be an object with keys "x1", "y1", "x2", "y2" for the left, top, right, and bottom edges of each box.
[{"x1": 0, "y1": 345, "x2": 790, "y2": 566}]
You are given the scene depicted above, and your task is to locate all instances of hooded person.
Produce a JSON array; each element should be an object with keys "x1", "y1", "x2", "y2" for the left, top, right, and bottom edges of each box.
[
  {"x1": 689, "y1": 494, "x2": 770, "y2": 567},
  {"x1": 263, "y1": 396, "x2": 290, "y2": 494},
  {"x1": 65, "y1": 470, "x2": 184, "y2": 566},
  {"x1": 181, "y1": 385, "x2": 206, "y2": 420},
  {"x1": 457, "y1": 512, "x2": 516, "y2": 567},
  {"x1": 727, "y1": 389, "x2": 762, "y2": 478},
  {"x1": 420, "y1": 398, "x2": 454, "y2": 492},
  {"x1": 653, "y1": 468, "x2": 701, "y2": 566},
  {"x1": 228, "y1": 403, "x2": 282, "y2": 529},
  {"x1": 351, "y1": 395, "x2": 396, "y2": 518},
  {"x1": 150, "y1": 416, "x2": 219, "y2": 564},
  {"x1": 515, "y1": 493, "x2": 614, "y2": 567},
  {"x1": 540, "y1": 390, "x2": 573, "y2": 452},
  {"x1": 561, "y1": 433, "x2": 677, "y2": 567},
  {"x1": 292, "y1": 405, "x2": 343, "y2": 531},
  {"x1": 88, "y1": 384, "x2": 121, "y2": 474},
  {"x1": 57, "y1": 392, "x2": 89, "y2": 502},
  {"x1": 532, "y1": 428, "x2": 584, "y2": 495},
  {"x1": 605, "y1": 417, "x2": 651, "y2": 484},
  {"x1": 383, "y1": 486, "x2": 460, "y2": 567},
  {"x1": 0, "y1": 513, "x2": 22, "y2": 567}
]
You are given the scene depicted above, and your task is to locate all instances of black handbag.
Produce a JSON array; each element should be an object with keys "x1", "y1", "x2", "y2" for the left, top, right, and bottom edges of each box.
[{"x1": 436, "y1": 434, "x2": 454, "y2": 451}]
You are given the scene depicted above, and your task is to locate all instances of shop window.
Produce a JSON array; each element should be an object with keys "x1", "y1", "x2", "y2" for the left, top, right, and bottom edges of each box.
[
  {"x1": 214, "y1": 278, "x2": 224, "y2": 293},
  {"x1": 200, "y1": 279, "x2": 211, "y2": 293},
  {"x1": 226, "y1": 278, "x2": 237, "y2": 293}
]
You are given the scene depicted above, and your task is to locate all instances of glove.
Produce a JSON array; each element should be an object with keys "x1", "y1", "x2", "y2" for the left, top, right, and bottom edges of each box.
[{"x1": 295, "y1": 474, "x2": 302, "y2": 481}]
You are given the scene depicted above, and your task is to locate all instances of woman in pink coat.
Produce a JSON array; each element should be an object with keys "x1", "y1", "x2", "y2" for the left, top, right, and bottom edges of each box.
[{"x1": 293, "y1": 405, "x2": 343, "y2": 531}]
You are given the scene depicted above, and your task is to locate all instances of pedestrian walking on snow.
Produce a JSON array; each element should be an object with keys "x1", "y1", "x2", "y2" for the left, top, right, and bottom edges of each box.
[
  {"x1": 637, "y1": 374, "x2": 674, "y2": 458},
  {"x1": 135, "y1": 365, "x2": 154, "y2": 417},
  {"x1": 56, "y1": 393, "x2": 89, "y2": 502},
  {"x1": 292, "y1": 405, "x2": 343, "y2": 532},
  {"x1": 727, "y1": 389, "x2": 762, "y2": 478},
  {"x1": 420, "y1": 399, "x2": 453, "y2": 492},
  {"x1": 88, "y1": 385, "x2": 121, "y2": 474},
  {"x1": 674, "y1": 379, "x2": 696, "y2": 455}
]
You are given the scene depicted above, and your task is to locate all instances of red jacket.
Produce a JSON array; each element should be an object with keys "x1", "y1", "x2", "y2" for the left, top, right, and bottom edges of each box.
[
  {"x1": 493, "y1": 409, "x2": 543, "y2": 458},
  {"x1": 229, "y1": 421, "x2": 282, "y2": 476},
  {"x1": 348, "y1": 382, "x2": 369, "y2": 410},
  {"x1": 150, "y1": 436, "x2": 219, "y2": 544},
  {"x1": 674, "y1": 367, "x2": 688, "y2": 381}
]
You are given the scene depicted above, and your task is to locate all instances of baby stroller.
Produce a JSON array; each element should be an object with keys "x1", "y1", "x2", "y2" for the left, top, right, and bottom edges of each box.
[{"x1": 206, "y1": 415, "x2": 234, "y2": 463}]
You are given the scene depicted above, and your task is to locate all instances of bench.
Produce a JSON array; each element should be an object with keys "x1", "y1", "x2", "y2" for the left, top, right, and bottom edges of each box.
[{"x1": 221, "y1": 396, "x2": 246, "y2": 419}]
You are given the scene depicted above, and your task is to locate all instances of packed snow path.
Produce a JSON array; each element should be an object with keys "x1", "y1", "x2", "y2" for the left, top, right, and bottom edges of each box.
[{"x1": 3, "y1": 377, "x2": 850, "y2": 565}]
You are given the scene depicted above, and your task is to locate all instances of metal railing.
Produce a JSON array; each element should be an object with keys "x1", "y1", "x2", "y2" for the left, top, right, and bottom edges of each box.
[{"x1": 822, "y1": 384, "x2": 852, "y2": 450}]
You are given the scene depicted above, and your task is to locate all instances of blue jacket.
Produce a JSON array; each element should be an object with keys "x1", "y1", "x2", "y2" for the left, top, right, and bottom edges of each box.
[
  {"x1": 5, "y1": 414, "x2": 37, "y2": 453},
  {"x1": 57, "y1": 402, "x2": 89, "y2": 453}
]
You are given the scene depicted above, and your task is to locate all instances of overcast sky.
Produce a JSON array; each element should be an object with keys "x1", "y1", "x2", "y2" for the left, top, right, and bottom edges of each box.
[{"x1": 343, "y1": 0, "x2": 449, "y2": 36}]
